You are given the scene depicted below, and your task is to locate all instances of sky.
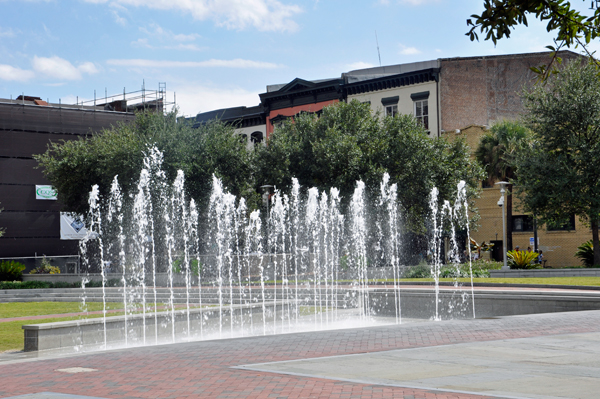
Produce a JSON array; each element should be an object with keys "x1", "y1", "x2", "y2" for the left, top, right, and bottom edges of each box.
[{"x1": 0, "y1": 0, "x2": 595, "y2": 118}]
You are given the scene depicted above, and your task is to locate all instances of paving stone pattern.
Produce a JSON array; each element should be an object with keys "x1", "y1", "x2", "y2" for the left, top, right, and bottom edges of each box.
[{"x1": 3, "y1": 310, "x2": 600, "y2": 399}]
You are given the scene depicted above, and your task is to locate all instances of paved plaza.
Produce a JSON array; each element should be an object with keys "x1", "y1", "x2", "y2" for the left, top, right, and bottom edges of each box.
[{"x1": 1, "y1": 308, "x2": 600, "y2": 399}]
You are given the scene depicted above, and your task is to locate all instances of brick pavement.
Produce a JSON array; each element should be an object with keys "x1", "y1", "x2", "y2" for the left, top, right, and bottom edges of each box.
[{"x1": 2, "y1": 310, "x2": 600, "y2": 399}]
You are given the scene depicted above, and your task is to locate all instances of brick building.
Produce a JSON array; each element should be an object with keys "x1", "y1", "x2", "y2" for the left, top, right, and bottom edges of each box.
[{"x1": 194, "y1": 50, "x2": 583, "y2": 140}]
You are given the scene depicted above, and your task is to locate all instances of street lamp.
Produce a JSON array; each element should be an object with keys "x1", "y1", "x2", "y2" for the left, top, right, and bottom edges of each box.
[{"x1": 496, "y1": 181, "x2": 510, "y2": 270}]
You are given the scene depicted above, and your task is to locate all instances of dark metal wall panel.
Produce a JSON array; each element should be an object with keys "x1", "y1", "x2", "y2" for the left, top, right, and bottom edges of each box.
[
  {"x1": 0, "y1": 158, "x2": 47, "y2": 185},
  {"x1": 0, "y1": 129, "x2": 86, "y2": 158},
  {"x1": 0, "y1": 211, "x2": 59, "y2": 238},
  {"x1": 0, "y1": 103, "x2": 134, "y2": 134},
  {"x1": 0, "y1": 185, "x2": 63, "y2": 212},
  {"x1": 0, "y1": 237, "x2": 78, "y2": 258}
]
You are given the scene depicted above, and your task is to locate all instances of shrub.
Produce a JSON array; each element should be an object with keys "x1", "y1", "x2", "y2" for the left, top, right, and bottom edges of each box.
[
  {"x1": 0, "y1": 260, "x2": 26, "y2": 281},
  {"x1": 403, "y1": 262, "x2": 432, "y2": 278},
  {"x1": 439, "y1": 266, "x2": 490, "y2": 278},
  {"x1": 29, "y1": 256, "x2": 61, "y2": 274},
  {"x1": 575, "y1": 240, "x2": 594, "y2": 267},
  {"x1": 507, "y1": 250, "x2": 540, "y2": 269},
  {"x1": 0, "y1": 280, "x2": 51, "y2": 289}
]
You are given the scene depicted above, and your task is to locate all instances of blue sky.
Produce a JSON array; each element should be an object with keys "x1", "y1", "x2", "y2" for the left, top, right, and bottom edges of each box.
[{"x1": 0, "y1": 0, "x2": 593, "y2": 117}]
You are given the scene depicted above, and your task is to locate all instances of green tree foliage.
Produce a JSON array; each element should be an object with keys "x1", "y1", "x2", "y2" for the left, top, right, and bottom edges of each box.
[
  {"x1": 35, "y1": 111, "x2": 255, "y2": 214},
  {"x1": 255, "y1": 100, "x2": 483, "y2": 232},
  {"x1": 514, "y1": 61, "x2": 600, "y2": 266},
  {"x1": 475, "y1": 120, "x2": 532, "y2": 250},
  {"x1": 467, "y1": 0, "x2": 600, "y2": 78}
]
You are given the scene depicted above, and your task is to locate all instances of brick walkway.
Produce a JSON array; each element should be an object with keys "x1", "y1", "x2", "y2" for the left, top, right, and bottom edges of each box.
[{"x1": 2, "y1": 310, "x2": 600, "y2": 399}]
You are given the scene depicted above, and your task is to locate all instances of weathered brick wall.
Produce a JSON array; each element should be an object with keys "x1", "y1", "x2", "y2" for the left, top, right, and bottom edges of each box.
[{"x1": 439, "y1": 51, "x2": 583, "y2": 132}]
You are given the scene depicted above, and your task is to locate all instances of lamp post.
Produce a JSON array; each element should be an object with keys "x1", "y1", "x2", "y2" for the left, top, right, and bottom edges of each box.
[{"x1": 496, "y1": 181, "x2": 510, "y2": 270}]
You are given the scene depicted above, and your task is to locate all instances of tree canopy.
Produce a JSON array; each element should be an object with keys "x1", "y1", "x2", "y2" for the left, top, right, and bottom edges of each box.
[
  {"x1": 35, "y1": 111, "x2": 256, "y2": 215},
  {"x1": 513, "y1": 61, "x2": 600, "y2": 265},
  {"x1": 256, "y1": 100, "x2": 483, "y2": 233},
  {"x1": 36, "y1": 102, "x2": 483, "y2": 236},
  {"x1": 467, "y1": 0, "x2": 599, "y2": 77}
]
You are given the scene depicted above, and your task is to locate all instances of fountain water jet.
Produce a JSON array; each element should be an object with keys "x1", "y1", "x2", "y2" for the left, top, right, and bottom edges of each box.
[{"x1": 73, "y1": 147, "x2": 475, "y2": 351}]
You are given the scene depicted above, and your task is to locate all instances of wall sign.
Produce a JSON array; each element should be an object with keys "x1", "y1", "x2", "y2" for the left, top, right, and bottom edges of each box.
[
  {"x1": 60, "y1": 213, "x2": 88, "y2": 240},
  {"x1": 36, "y1": 185, "x2": 57, "y2": 200}
]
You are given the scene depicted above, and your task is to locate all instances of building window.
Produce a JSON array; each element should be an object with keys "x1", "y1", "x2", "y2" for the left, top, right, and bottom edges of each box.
[
  {"x1": 547, "y1": 215, "x2": 576, "y2": 231},
  {"x1": 385, "y1": 105, "x2": 398, "y2": 117},
  {"x1": 381, "y1": 96, "x2": 399, "y2": 118},
  {"x1": 251, "y1": 131, "x2": 264, "y2": 145},
  {"x1": 513, "y1": 215, "x2": 534, "y2": 232},
  {"x1": 414, "y1": 100, "x2": 428, "y2": 129}
]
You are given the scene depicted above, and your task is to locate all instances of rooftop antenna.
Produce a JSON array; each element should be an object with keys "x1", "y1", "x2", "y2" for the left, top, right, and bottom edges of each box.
[{"x1": 375, "y1": 30, "x2": 382, "y2": 67}]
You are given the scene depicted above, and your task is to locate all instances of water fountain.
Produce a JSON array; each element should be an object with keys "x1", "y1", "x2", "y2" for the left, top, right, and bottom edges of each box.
[{"x1": 23, "y1": 147, "x2": 476, "y2": 352}]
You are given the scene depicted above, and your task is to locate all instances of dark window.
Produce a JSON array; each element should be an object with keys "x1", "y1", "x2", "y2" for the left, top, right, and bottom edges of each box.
[
  {"x1": 385, "y1": 105, "x2": 398, "y2": 117},
  {"x1": 482, "y1": 180, "x2": 492, "y2": 188},
  {"x1": 547, "y1": 215, "x2": 576, "y2": 231},
  {"x1": 513, "y1": 215, "x2": 534, "y2": 232},
  {"x1": 414, "y1": 100, "x2": 428, "y2": 129},
  {"x1": 251, "y1": 131, "x2": 263, "y2": 144}
]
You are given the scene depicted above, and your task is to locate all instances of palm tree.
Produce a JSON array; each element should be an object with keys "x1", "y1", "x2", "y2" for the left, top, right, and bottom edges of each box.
[{"x1": 475, "y1": 120, "x2": 530, "y2": 252}]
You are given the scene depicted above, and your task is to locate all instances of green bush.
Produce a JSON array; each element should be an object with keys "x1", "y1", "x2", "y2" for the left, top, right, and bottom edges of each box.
[
  {"x1": 29, "y1": 256, "x2": 61, "y2": 274},
  {"x1": 439, "y1": 266, "x2": 490, "y2": 278},
  {"x1": 575, "y1": 240, "x2": 594, "y2": 267},
  {"x1": 403, "y1": 262, "x2": 432, "y2": 278},
  {"x1": 0, "y1": 260, "x2": 26, "y2": 281},
  {"x1": 0, "y1": 279, "x2": 124, "y2": 290},
  {"x1": 507, "y1": 250, "x2": 540, "y2": 269},
  {"x1": 0, "y1": 280, "x2": 51, "y2": 289}
]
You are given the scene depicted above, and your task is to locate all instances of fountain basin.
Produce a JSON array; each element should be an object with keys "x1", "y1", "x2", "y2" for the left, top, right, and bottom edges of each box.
[
  {"x1": 22, "y1": 287, "x2": 600, "y2": 352},
  {"x1": 23, "y1": 302, "x2": 284, "y2": 352}
]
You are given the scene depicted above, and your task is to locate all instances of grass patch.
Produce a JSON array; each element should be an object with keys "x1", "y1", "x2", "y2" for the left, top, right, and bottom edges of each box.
[
  {"x1": 0, "y1": 302, "x2": 211, "y2": 352},
  {"x1": 0, "y1": 302, "x2": 123, "y2": 319}
]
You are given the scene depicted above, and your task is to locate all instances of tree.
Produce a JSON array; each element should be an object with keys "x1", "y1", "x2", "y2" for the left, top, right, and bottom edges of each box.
[
  {"x1": 467, "y1": 0, "x2": 600, "y2": 78},
  {"x1": 513, "y1": 61, "x2": 600, "y2": 266},
  {"x1": 255, "y1": 100, "x2": 483, "y2": 233},
  {"x1": 475, "y1": 120, "x2": 532, "y2": 251},
  {"x1": 35, "y1": 111, "x2": 255, "y2": 215}
]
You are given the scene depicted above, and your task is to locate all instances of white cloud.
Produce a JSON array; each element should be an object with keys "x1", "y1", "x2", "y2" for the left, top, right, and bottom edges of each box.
[
  {"x1": 32, "y1": 56, "x2": 100, "y2": 80},
  {"x1": 0, "y1": 64, "x2": 35, "y2": 82},
  {"x1": 399, "y1": 44, "x2": 421, "y2": 55},
  {"x1": 134, "y1": 23, "x2": 203, "y2": 50},
  {"x1": 346, "y1": 62, "x2": 376, "y2": 70},
  {"x1": 78, "y1": 61, "x2": 100, "y2": 75},
  {"x1": 172, "y1": 85, "x2": 261, "y2": 117},
  {"x1": 0, "y1": 26, "x2": 16, "y2": 37},
  {"x1": 107, "y1": 58, "x2": 281, "y2": 69},
  {"x1": 131, "y1": 38, "x2": 152, "y2": 48},
  {"x1": 111, "y1": 10, "x2": 127, "y2": 26},
  {"x1": 169, "y1": 43, "x2": 205, "y2": 51},
  {"x1": 83, "y1": 0, "x2": 303, "y2": 32}
]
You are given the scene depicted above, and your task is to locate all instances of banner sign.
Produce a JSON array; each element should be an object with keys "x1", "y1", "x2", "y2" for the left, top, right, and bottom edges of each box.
[
  {"x1": 36, "y1": 185, "x2": 58, "y2": 200},
  {"x1": 60, "y1": 213, "x2": 88, "y2": 240}
]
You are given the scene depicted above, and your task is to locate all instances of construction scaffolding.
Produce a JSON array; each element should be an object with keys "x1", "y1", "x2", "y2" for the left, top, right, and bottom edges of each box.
[{"x1": 73, "y1": 81, "x2": 176, "y2": 114}]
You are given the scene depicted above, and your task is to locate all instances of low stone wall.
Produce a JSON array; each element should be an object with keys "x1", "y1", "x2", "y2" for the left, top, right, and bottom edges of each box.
[
  {"x1": 490, "y1": 268, "x2": 600, "y2": 278},
  {"x1": 369, "y1": 288, "x2": 600, "y2": 319},
  {"x1": 23, "y1": 302, "x2": 282, "y2": 352}
]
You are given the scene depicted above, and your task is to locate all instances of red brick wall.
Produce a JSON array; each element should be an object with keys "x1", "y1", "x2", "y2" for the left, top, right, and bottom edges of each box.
[{"x1": 439, "y1": 51, "x2": 583, "y2": 131}]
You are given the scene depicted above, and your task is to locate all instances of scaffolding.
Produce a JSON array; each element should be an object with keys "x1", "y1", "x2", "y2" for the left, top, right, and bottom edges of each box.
[{"x1": 73, "y1": 81, "x2": 176, "y2": 114}]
